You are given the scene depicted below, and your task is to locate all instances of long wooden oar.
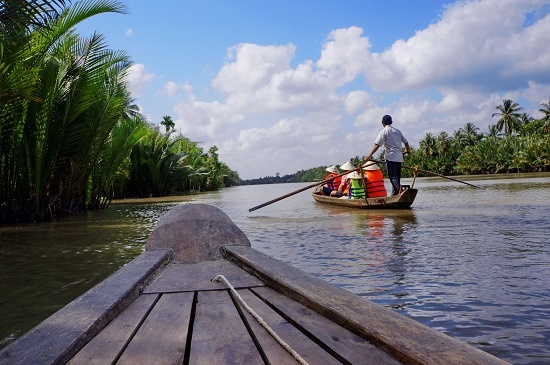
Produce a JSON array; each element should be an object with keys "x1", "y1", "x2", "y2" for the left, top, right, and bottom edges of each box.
[
  {"x1": 368, "y1": 159, "x2": 484, "y2": 189},
  {"x1": 248, "y1": 169, "x2": 358, "y2": 212}
]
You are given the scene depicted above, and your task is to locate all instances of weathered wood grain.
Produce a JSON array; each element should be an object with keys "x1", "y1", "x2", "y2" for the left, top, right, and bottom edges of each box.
[
  {"x1": 145, "y1": 203, "x2": 250, "y2": 263},
  {"x1": 251, "y1": 286, "x2": 402, "y2": 365},
  {"x1": 189, "y1": 290, "x2": 262, "y2": 365},
  {"x1": 144, "y1": 260, "x2": 264, "y2": 294},
  {"x1": 116, "y1": 292, "x2": 194, "y2": 365},
  {"x1": 0, "y1": 250, "x2": 171, "y2": 365},
  {"x1": 222, "y1": 245, "x2": 510, "y2": 365},
  {"x1": 237, "y1": 288, "x2": 342, "y2": 365},
  {"x1": 68, "y1": 294, "x2": 159, "y2": 365}
]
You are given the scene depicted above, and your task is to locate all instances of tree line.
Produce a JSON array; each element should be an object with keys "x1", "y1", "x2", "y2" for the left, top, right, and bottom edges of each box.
[
  {"x1": 242, "y1": 98, "x2": 550, "y2": 184},
  {"x1": 0, "y1": 1, "x2": 239, "y2": 224}
]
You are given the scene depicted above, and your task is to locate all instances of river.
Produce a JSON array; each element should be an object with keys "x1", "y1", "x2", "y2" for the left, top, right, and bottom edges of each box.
[{"x1": 1, "y1": 173, "x2": 549, "y2": 364}]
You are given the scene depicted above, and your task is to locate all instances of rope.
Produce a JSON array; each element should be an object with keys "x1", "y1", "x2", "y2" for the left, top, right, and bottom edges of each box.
[{"x1": 212, "y1": 274, "x2": 309, "y2": 365}]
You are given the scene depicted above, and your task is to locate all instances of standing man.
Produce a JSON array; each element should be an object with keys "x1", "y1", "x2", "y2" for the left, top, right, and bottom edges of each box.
[{"x1": 363, "y1": 115, "x2": 411, "y2": 195}]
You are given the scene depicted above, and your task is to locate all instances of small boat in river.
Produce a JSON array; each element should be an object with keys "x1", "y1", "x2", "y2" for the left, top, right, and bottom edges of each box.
[
  {"x1": 0, "y1": 204, "x2": 507, "y2": 364},
  {"x1": 312, "y1": 161, "x2": 418, "y2": 209},
  {"x1": 312, "y1": 186, "x2": 418, "y2": 209}
]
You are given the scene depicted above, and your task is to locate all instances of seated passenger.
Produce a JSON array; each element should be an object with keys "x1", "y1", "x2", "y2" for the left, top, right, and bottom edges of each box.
[
  {"x1": 348, "y1": 171, "x2": 366, "y2": 199},
  {"x1": 321, "y1": 165, "x2": 341, "y2": 196},
  {"x1": 363, "y1": 161, "x2": 387, "y2": 197},
  {"x1": 334, "y1": 161, "x2": 356, "y2": 197}
]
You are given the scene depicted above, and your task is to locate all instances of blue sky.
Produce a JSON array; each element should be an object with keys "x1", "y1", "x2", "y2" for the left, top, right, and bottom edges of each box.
[{"x1": 76, "y1": 0, "x2": 550, "y2": 179}]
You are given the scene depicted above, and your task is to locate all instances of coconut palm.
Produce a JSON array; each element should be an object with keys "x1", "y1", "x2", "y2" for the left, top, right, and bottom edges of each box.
[
  {"x1": 436, "y1": 132, "x2": 451, "y2": 155},
  {"x1": 519, "y1": 113, "x2": 532, "y2": 125},
  {"x1": 487, "y1": 124, "x2": 500, "y2": 138},
  {"x1": 492, "y1": 99, "x2": 523, "y2": 136},
  {"x1": 539, "y1": 99, "x2": 550, "y2": 133},
  {"x1": 419, "y1": 133, "x2": 437, "y2": 157},
  {"x1": 161, "y1": 115, "x2": 175, "y2": 134},
  {"x1": 459, "y1": 122, "x2": 482, "y2": 146}
]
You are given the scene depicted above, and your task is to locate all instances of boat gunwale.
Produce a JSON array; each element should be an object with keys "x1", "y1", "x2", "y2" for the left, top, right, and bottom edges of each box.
[
  {"x1": 221, "y1": 244, "x2": 509, "y2": 365},
  {"x1": 312, "y1": 188, "x2": 417, "y2": 209}
]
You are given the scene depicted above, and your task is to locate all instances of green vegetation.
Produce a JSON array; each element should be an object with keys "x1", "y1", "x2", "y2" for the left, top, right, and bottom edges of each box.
[
  {"x1": 2, "y1": 2, "x2": 547, "y2": 221},
  {"x1": 241, "y1": 167, "x2": 328, "y2": 185},
  {"x1": 0, "y1": 1, "x2": 238, "y2": 223},
  {"x1": 406, "y1": 99, "x2": 550, "y2": 176},
  {"x1": 243, "y1": 99, "x2": 550, "y2": 184}
]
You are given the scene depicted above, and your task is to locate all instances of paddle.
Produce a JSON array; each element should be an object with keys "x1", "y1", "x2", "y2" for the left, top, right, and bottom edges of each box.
[
  {"x1": 248, "y1": 168, "x2": 359, "y2": 212},
  {"x1": 368, "y1": 158, "x2": 484, "y2": 189}
]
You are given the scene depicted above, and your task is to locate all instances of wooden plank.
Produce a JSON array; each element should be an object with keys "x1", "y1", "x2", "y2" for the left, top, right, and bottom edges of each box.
[
  {"x1": 222, "y1": 245, "x2": 511, "y2": 365},
  {"x1": 189, "y1": 290, "x2": 262, "y2": 364},
  {"x1": 143, "y1": 260, "x2": 265, "y2": 294},
  {"x1": 68, "y1": 294, "x2": 159, "y2": 365},
  {"x1": 116, "y1": 292, "x2": 194, "y2": 365},
  {"x1": 251, "y1": 286, "x2": 402, "y2": 364},
  {"x1": 237, "y1": 289, "x2": 342, "y2": 365},
  {"x1": 0, "y1": 249, "x2": 171, "y2": 365}
]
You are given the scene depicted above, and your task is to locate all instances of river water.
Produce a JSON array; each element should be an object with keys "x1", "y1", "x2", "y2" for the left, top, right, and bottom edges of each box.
[{"x1": 1, "y1": 173, "x2": 549, "y2": 364}]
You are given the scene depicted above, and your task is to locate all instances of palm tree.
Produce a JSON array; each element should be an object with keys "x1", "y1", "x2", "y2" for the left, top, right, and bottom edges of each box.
[
  {"x1": 0, "y1": 0, "x2": 129, "y2": 222},
  {"x1": 452, "y1": 130, "x2": 466, "y2": 150},
  {"x1": 539, "y1": 99, "x2": 550, "y2": 133},
  {"x1": 206, "y1": 145, "x2": 223, "y2": 190},
  {"x1": 0, "y1": 0, "x2": 69, "y2": 103},
  {"x1": 161, "y1": 115, "x2": 175, "y2": 134},
  {"x1": 487, "y1": 124, "x2": 500, "y2": 138},
  {"x1": 0, "y1": 1, "x2": 68, "y2": 31},
  {"x1": 121, "y1": 93, "x2": 142, "y2": 120},
  {"x1": 127, "y1": 130, "x2": 194, "y2": 197},
  {"x1": 89, "y1": 116, "x2": 148, "y2": 209},
  {"x1": 519, "y1": 113, "x2": 532, "y2": 125},
  {"x1": 459, "y1": 122, "x2": 481, "y2": 146},
  {"x1": 436, "y1": 132, "x2": 451, "y2": 155},
  {"x1": 492, "y1": 99, "x2": 523, "y2": 136},
  {"x1": 419, "y1": 133, "x2": 437, "y2": 157}
]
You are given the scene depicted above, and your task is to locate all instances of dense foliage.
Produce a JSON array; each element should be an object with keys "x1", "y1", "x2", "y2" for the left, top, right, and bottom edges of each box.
[
  {"x1": 243, "y1": 99, "x2": 550, "y2": 184},
  {"x1": 0, "y1": 0, "x2": 239, "y2": 223},
  {"x1": 405, "y1": 100, "x2": 549, "y2": 177}
]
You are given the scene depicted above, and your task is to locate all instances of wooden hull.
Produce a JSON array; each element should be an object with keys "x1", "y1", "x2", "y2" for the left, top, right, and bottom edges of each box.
[{"x1": 312, "y1": 188, "x2": 417, "y2": 209}]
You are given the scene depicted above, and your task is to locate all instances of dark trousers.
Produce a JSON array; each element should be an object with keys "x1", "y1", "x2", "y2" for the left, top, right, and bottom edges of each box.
[{"x1": 386, "y1": 160, "x2": 402, "y2": 195}]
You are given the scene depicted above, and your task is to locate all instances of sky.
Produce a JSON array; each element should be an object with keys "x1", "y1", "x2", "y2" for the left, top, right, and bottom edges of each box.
[{"x1": 75, "y1": 0, "x2": 550, "y2": 180}]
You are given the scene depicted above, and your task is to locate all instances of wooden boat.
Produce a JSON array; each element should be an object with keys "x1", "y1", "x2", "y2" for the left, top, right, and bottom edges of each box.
[
  {"x1": 312, "y1": 186, "x2": 417, "y2": 209},
  {"x1": 0, "y1": 204, "x2": 508, "y2": 365}
]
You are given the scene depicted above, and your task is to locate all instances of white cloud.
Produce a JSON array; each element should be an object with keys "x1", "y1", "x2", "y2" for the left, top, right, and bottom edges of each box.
[
  {"x1": 127, "y1": 64, "x2": 154, "y2": 98},
  {"x1": 213, "y1": 43, "x2": 296, "y2": 94},
  {"x1": 161, "y1": 81, "x2": 193, "y2": 98},
  {"x1": 218, "y1": 115, "x2": 347, "y2": 178},
  {"x1": 344, "y1": 90, "x2": 374, "y2": 115},
  {"x1": 523, "y1": 81, "x2": 550, "y2": 117},
  {"x1": 173, "y1": 98, "x2": 245, "y2": 140},
  {"x1": 363, "y1": 0, "x2": 550, "y2": 92},
  {"x1": 317, "y1": 26, "x2": 371, "y2": 85},
  {"x1": 141, "y1": 0, "x2": 550, "y2": 179}
]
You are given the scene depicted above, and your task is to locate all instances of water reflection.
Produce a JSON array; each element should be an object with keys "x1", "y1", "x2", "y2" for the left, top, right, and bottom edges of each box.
[{"x1": 0, "y1": 202, "x2": 181, "y2": 348}]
